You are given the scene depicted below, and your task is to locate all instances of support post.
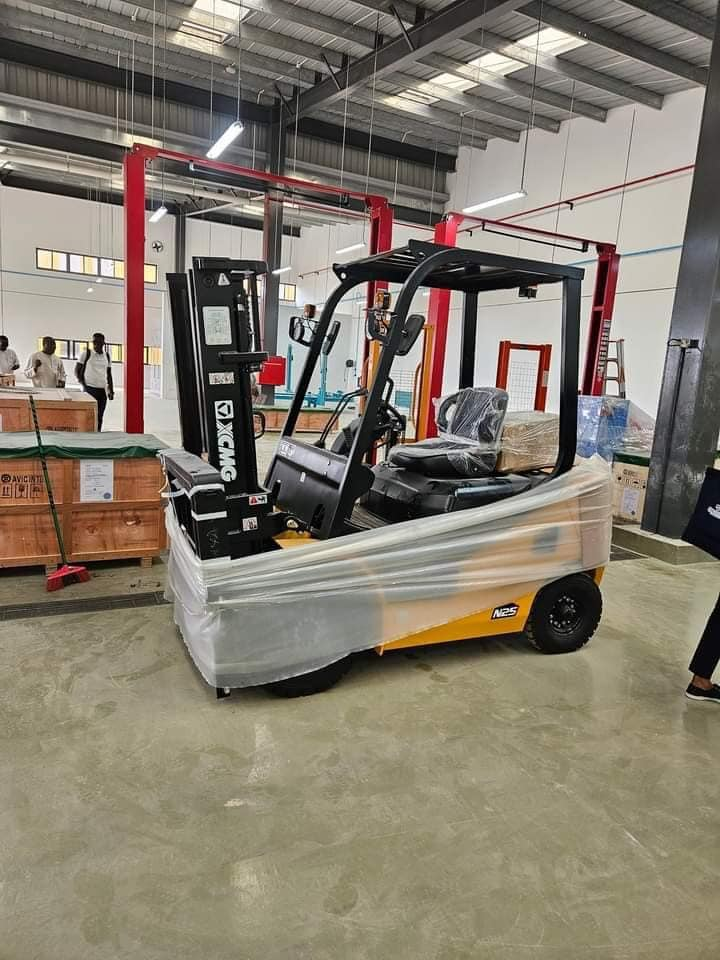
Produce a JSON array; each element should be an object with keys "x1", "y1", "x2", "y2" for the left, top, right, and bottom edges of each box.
[
  {"x1": 459, "y1": 292, "x2": 478, "y2": 389},
  {"x1": 416, "y1": 213, "x2": 462, "y2": 439},
  {"x1": 643, "y1": 15, "x2": 720, "y2": 538},
  {"x1": 123, "y1": 148, "x2": 146, "y2": 433},
  {"x1": 262, "y1": 110, "x2": 287, "y2": 406}
]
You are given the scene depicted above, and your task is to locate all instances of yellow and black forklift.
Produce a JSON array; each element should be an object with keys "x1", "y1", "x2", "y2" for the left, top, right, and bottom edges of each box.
[{"x1": 163, "y1": 242, "x2": 610, "y2": 697}]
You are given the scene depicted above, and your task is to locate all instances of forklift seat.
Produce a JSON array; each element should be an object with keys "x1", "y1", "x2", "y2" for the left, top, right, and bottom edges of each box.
[{"x1": 388, "y1": 386, "x2": 509, "y2": 479}]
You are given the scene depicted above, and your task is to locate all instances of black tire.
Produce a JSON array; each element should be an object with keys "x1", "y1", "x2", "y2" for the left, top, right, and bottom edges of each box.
[
  {"x1": 264, "y1": 656, "x2": 353, "y2": 698},
  {"x1": 525, "y1": 574, "x2": 602, "y2": 655}
]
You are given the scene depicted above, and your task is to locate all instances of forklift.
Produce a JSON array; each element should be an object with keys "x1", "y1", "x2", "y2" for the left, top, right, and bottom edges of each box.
[{"x1": 163, "y1": 243, "x2": 609, "y2": 697}]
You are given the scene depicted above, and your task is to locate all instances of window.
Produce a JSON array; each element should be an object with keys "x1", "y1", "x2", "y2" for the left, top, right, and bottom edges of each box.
[
  {"x1": 144, "y1": 263, "x2": 158, "y2": 284},
  {"x1": 35, "y1": 248, "x2": 157, "y2": 285},
  {"x1": 279, "y1": 282, "x2": 297, "y2": 304},
  {"x1": 143, "y1": 346, "x2": 162, "y2": 366},
  {"x1": 36, "y1": 339, "x2": 152, "y2": 365}
]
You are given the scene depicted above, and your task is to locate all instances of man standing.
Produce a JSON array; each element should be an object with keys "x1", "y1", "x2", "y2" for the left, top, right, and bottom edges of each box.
[
  {"x1": 0, "y1": 335, "x2": 19, "y2": 376},
  {"x1": 75, "y1": 332, "x2": 114, "y2": 431},
  {"x1": 25, "y1": 337, "x2": 66, "y2": 388}
]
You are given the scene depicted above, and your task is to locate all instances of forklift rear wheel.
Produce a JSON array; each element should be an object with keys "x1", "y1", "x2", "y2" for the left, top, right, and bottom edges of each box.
[
  {"x1": 525, "y1": 574, "x2": 602, "y2": 655},
  {"x1": 265, "y1": 656, "x2": 353, "y2": 698}
]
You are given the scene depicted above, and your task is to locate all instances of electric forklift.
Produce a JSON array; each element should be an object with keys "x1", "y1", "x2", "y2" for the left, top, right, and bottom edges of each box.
[{"x1": 162, "y1": 244, "x2": 610, "y2": 697}]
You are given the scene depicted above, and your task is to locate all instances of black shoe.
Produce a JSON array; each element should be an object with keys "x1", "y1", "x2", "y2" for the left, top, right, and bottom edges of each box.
[{"x1": 686, "y1": 683, "x2": 720, "y2": 702}]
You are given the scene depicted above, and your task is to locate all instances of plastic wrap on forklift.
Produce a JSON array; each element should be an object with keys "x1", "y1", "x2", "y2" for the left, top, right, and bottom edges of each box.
[{"x1": 165, "y1": 456, "x2": 612, "y2": 689}]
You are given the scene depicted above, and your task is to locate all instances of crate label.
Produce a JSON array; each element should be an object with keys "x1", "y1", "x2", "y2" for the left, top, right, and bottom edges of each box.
[
  {"x1": 80, "y1": 460, "x2": 114, "y2": 502},
  {"x1": 0, "y1": 471, "x2": 44, "y2": 499}
]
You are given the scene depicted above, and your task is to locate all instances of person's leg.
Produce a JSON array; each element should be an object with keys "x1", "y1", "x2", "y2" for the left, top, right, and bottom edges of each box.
[
  {"x1": 95, "y1": 389, "x2": 107, "y2": 431},
  {"x1": 687, "y1": 594, "x2": 720, "y2": 697},
  {"x1": 84, "y1": 385, "x2": 107, "y2": 430}
]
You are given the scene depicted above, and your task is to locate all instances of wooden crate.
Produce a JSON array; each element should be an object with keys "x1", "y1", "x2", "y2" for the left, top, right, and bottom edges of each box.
[
  {"x1": 260, "y1": 406, "x2": 334, "y2": 433},
  {"x1": 0, "y1": 456, "x2": 165, "y2": 570},
  {"x1": 0, "y1": 388, "x2": 97, "y2": 433}
]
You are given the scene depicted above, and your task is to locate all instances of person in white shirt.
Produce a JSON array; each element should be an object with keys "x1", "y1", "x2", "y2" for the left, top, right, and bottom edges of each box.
[
  {"x1": 0, "y1": 335, "x2": 19, "y2": 376},
  {"x1": 25, "y1": 337, "x2": 66, "y2": 389},
  {"x1": 75, "y1": 332, "x2": 114, "y2": 431}
]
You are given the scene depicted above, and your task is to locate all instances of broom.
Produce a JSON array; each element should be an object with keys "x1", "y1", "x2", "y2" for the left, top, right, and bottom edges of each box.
[{"x1": 28, "y1": 395, "x2": 91, "y2": 591}]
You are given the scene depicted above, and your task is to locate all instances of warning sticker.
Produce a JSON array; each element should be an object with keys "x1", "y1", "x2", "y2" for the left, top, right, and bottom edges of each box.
[
  {"x1": 249, "y1": 493, "x2": 268, "y2": 506},
  {"x1": 209, "y1": 371, "x2": 235, "y2": 385},
  {"x1": 242, "y1": 516, "x2": 259, "y2": 532},
  {"x1": 203, "y1": 305, "x2": 232, "y2": 345},
  {"x1": 218, "y1": 273, "x2": 230, "y2": 286},
  {"x1": 0, "y1": 471, "x2": 44, "y2": 499}
]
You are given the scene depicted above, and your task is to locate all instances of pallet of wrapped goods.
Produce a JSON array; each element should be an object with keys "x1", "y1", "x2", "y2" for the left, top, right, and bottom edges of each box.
[
  {"x1": 0, "y1": 431, "x2": 167, "y2": 572},
  {"x1": 0, "y1": 387, "x2": 97, "y2": 433},
  {"x1": 496, "y1": 412, "x2": 559, "y2": 473}
]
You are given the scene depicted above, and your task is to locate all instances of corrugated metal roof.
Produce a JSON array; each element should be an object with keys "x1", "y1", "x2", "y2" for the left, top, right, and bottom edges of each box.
[{"x1": 0, "y1": 0, "x2": 717, "y2": 154}]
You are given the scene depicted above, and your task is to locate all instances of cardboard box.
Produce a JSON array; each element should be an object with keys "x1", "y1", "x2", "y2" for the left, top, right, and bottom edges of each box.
[
  {"x1": 612, "y1": 452, "x2": 649, "y2": 522},
  {"x1": 497, "y1": 411, "x2": 559, "y2": 473}
]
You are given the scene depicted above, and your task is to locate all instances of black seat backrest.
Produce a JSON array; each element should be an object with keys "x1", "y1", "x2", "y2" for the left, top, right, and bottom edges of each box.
[{"x1": 436, "y1": 387, "x2": 509, "y2": 442}]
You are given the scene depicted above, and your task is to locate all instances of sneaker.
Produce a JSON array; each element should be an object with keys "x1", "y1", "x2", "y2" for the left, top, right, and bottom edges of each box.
[{"x1": 686, "y1": 683, "x2": 720, "y2": 702}]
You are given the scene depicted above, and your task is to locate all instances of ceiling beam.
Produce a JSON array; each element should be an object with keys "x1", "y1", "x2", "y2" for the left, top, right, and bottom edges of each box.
[
  {"x1": 127, "y1": 0, "x2": 346, "y2": 69},
  {"x1": 296, "y1": 117, "x2": 456, "y2": 169},
  {"x1": 391, "y1": 71, "x2": 560, "y2": 132},
  {"x1": 615, "y1": 1, "x2": 716, "y2": 42},
  {"x1": 0, "y1": 38, "x2": 456, "y2": 169},
  {"x1": 353, "y1": 88, "x2": 522, "y2": 141},
  {"x1": 466, "y1": 28, "x2": 664, "y2": 108},
  {"x1": 520, "y1": 2, "x2": 709, "y2": 85},
  {"x1": 0, "y1": 36, "x2": 275, "y2": 122},
  {"x1": 236, "y1": 0, "x2": 380, "y2": 50},
  {"x1": 314, "y1": 106, "x2": 486, "y2": 151},
  {"x1": 426, "y1": 52, "x2": 606, "y2": 122},
  {"x1": 0, "y1": 0, "x2": 318, "y2": 86},
  {"x1": 296, "y1": 0, "x2": 526, "y2": 115},
  {"x1": 317, "y1": 100, "x2": 485, "y2": 150}
]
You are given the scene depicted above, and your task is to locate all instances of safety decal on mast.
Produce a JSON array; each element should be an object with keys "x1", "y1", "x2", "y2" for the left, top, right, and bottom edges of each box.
[{"x1": 218, "y1": 273, "x2": 230, "y2": 286}]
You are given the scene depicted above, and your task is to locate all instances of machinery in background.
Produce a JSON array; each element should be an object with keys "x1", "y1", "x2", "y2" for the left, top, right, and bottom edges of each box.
[
  {"x1": 163, "y1": 245, "x2": 606, "y2": 699},
  {"x1": 273, "y1": 305, "x2": 347, "y2": 409},
  {"x1": 602, "y1": 338, "x2": 627, "y2": 398},
  {"x1": 496, "y1": 340, "x2": 552, "y2": 412}
]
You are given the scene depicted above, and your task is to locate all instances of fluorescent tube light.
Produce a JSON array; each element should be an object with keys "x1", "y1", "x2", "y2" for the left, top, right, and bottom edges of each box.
[
  {"x1": 336, "y1": 242, "x2": 365, "y2": 256},
  {"x1": 149, "y1": 204, "x2": 168, "y2": 223},
  {"x1": 272, "y1": 266, "x2": 292, "y2": 276},
  {"x1": 462, "y1": 190, "x2": 526, "y2": 214},
  {"x1": 206, "y1": 120, "x2": 244, "y2": 159}
]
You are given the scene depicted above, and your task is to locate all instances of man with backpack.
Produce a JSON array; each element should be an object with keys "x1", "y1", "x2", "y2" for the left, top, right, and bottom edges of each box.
[{"x1": 75, "y1": 332, "x2": 114, "y2": 430}]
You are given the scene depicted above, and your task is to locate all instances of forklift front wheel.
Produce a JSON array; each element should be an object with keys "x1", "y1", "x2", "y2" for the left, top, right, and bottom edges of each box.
[
  {"x1": 525, "y1": 574, "x2": 602, "y2": 655},
  {"x1": 265, "y1": 656, "x2": 353, "y2": 698}
]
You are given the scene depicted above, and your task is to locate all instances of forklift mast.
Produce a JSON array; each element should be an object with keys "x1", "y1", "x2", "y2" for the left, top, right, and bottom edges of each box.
[{"x1": 163, "y1": 258, "x2": 288, "y2": 559}]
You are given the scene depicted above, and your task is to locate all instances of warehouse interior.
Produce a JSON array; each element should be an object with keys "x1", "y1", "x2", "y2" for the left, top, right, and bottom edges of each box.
[{"x1": 2, "y1": 1, "x2": 720, "y2": 957}]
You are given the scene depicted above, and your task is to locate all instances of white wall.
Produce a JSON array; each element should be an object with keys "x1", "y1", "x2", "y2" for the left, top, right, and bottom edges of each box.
[
  {"x1": 446, "y1": 87, "x2": 705, "y2": 416},
  {"x1": 0, "y1": 187, "x2": 174, "y2": 394}
]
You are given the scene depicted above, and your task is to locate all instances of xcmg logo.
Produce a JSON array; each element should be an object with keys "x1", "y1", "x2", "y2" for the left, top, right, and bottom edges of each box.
[{"x1": 214, "y1": 399, "x2": 237, "y2": 482}]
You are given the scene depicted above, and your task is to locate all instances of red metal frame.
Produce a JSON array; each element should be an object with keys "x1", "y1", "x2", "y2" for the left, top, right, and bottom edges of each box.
[
  {"x1": 415, "y1": 212, "x2": 462, "y2": 439},
  {"x1": 581, "y1": 243, "x2": 622, "y2": 396},
  {"x1": 413, "y1": 212, "x2": 620, "y2": 439},
  {"x1": 496, "y1": 341, "x2": 553, "y2": 412},
  {"x1": 123, "y1": 143, "x2": 392, "y2": 432}
]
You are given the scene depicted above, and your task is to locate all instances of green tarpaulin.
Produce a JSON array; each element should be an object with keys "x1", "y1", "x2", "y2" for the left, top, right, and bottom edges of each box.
[{"x1": 0, "y1": 431, "x2": 167, "y2": 460}]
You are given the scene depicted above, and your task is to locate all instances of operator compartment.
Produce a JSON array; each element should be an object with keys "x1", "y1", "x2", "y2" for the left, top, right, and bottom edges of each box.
[{"x1": 267, "y1": 437, "x2": 374, "y2": 539}]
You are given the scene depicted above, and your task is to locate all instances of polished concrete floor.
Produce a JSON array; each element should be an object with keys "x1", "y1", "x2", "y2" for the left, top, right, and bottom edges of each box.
[{"x1": 2, "y1": 556, "x2": 720, "y2": 960}]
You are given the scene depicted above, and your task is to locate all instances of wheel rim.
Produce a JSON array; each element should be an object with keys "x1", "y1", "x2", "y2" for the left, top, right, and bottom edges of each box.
[{"x1": 548, "y1": 594, "x2": 582, "y2": 635}]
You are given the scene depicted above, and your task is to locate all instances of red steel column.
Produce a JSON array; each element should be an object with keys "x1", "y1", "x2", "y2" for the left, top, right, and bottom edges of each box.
[
  {"x1": 124, "y1": 148, "x2": 146, "y2": 433},
  {"x1": 581, "y1": 243, "x2": 621, "y2": 396},
  {"x1": 416, "y1": 213, "x2": 462, "y2": 439}
]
